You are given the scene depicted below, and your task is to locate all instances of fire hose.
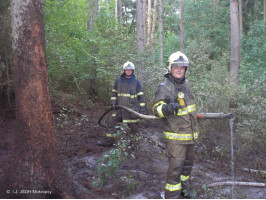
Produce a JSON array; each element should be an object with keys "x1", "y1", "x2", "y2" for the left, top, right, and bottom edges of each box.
[{"x1": 98, "y1": 105, "x2": 233, "y2": 128}]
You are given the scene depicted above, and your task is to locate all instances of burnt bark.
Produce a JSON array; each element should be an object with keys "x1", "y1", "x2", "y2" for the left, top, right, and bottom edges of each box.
[{"x1": 9, "y1": 0, "x2": 72, "y2": 198}]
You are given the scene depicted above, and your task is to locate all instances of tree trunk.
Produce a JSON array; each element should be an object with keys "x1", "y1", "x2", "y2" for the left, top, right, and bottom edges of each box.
[
  {"x1": 147, "y1": 0, "x2": 152, "y2": 45},
  {"x1": 239, "y1": 0, "x2": 243, "y2": 37},
  {"x1": 151, "y1": 0, "x2": 157, "y2": 53},
  {"x1": 115, "y1": 0, "x2": 118, "y2": 22},
  {"x1": 143, "y1": 0, "x2": 147, "y2": 44},
  {"x1": 230, "y1": 0, "x2": 240, "y2": 86},
  {"x1": 88, "y1": 0, "x2": 93, "y2": 30},
  {"x1": 118, "y1": 0, "x2": 122, "y2": 23},
  {"x1": 264, "y1": 0, "x2": 266, "y2": 23},
  {"x1": 179, "y1": 0, "x2": 184, "y2": 53},
  {"x1": 93, "y1": 0, "x2": 99, "y2": 21},
  {"x1": 136, "y1": 0, "x2": 145, "y2": 53},
  {"x1": 229, "y1": 0, "x2": 240, "y2": 118},
  {"x1": 136, "y1": 0, "x2": 145, "y2": 78},
  {"x1": 10, "y1": 0, "x2": 70, "y2": 198},
  {"x1": 158, "y1": 0, "x2": 163, "y2": 67}
]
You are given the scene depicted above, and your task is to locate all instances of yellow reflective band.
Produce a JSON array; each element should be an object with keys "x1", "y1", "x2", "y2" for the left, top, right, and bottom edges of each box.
[
  {"x1": 152, "y1": 101, "x2": 166, "y2": 114},
  {"x1": 139, "y1": 103, "x2": 146, "y2": 107},
  {"x1": 106, "y1": 133, "x2": 115, "y2": 138},
  {"x1": 111, "y1": 97, "x2": 117, "y2": 100},
  {"x1": 163, "y1": 131, "x2": 199, "y2": 141},
  {"x1": 137, "y1": 92, "x2": 144, "y2": 96},
  {"x1": 165, "y1": 183, "x2": 182, "y2": 192},
  {"x1": 118, "y1": 93, "x2": 137, "y2": 98},
  {"x1": 157, "y1": 104, "x2": 165, "y2": 118},
  {"x1": 112, "y1": 89, "x2": 117, "y2": 93},
  {"x1": 177, "y1": 104, "x2": 196, "y2": 116},
  {"x1": 123, "y1": 119, "x2": 140, "y2": 123},
  {"x1": 181, "y1": 175, "x2": 190, "y2": 182}
]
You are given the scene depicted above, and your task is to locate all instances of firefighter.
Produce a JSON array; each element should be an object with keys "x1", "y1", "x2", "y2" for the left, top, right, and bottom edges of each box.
[
  {"x1": 98, "y1": 61, "x2": 147, "y2": 147},
  {"x1": 152, "y1": 51, "x2": 199, "y2": 199}
]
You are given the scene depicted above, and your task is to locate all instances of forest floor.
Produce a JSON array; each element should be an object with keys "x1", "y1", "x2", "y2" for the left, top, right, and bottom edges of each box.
[{"x1": 0, "y1": 101, "x2": 265, "y2": 199}]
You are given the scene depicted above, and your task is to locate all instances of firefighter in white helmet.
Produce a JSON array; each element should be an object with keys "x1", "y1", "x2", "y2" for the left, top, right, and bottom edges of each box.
[
  {"x1": 153, "y1": 51, "x2": 199, "y2": 198},
  {"x1": 97, "y1": 61, "x2": 147, "y2": 147}
]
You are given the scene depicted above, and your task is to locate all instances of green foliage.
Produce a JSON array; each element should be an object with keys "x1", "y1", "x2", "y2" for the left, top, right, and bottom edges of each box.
[{"x1": 92, "y1": 127, "x2": 136, "y2": 187}]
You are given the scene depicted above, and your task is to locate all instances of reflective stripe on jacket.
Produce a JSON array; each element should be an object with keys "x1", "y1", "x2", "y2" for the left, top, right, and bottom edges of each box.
[{"x1": 153, "y1": 75, "x2": 199, "y2": 144}]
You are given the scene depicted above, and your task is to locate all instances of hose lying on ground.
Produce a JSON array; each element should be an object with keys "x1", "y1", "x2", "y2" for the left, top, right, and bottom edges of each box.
[{"x1": 98, "y1": 105, "x2": 233, "y2": 128}]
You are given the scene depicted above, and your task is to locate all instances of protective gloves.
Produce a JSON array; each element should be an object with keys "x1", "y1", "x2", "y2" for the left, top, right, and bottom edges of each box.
[{"x1": 162, "y1": 102, "x2": 180, "y2": 116}]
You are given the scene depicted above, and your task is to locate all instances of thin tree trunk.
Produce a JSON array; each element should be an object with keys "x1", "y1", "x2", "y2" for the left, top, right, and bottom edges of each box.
[
  {"x1": 151, "y1": 0, "x2": 157, "y2": 53},
  {"x1": 230, "y1": 0, "x2": 240, "y2": 86},
  {"x1": 229, "y1": 0, "x2": 240, "y2": 119},
  {"x1": 179, "y1": 0, "x2": 184, "y2": 53},
  {"x1": 136, "y1": 0, "x2": 145, "y2": 78},
  {"x1": 239, "y1": 0, "x2": 243, "y2": 37},
  {"x1": 88, "y1": 0, "x2": 93, "y2": 30},
  {"x1": 147, "y1": 0, "x2": 152, "y2": 45},
  {"x1": 10, "y1": 0, "x2": 71, "y2": 198},
  {"x1": 93, "y1": 0, "x2": 98, "y2": 21},
  {"x1": 158, "y1": 0, "x2": 163, "y2": 67},
  {"x1": 264, "y1": 0, "x2": 266, "y2": 23},
  {"x1": 115, "y1": 0, "x2": 118, "y2": 22},
  {"x1": 136, "y1": 0, "x2": 145, "y2": 53},
  {"x1": 143, "y1": 0, "x2": 147, "y2": 44},
  {"x1": 118, "y1": 0, "x2": 122, "y2": 23}
]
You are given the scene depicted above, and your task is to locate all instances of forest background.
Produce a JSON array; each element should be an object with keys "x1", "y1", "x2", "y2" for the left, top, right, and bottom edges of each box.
[{"x1": 0, "y1": 0, "x2": 265, "y2": 196}]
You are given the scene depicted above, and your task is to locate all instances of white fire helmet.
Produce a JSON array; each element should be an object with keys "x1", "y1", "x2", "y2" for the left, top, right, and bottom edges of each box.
[
  {"x1": 167, "y1": 51, "x2": 189, "y2": 72},
  {"x1": 123, "y1": 61, "x2": 135, "y2": 71}
]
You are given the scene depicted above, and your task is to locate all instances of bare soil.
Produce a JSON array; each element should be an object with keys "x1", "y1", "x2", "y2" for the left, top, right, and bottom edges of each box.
[{"x1": 0, "y1": 103, "x2": 265, "y2": 199}]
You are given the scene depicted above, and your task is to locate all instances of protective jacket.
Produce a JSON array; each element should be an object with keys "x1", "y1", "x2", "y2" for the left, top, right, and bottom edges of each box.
[
  {"x1": 153, "y1": 73, "x2": 199, "y2": 144},
  {"x1": 110, "y1": 73, "x2": 147, "y2": 123}
]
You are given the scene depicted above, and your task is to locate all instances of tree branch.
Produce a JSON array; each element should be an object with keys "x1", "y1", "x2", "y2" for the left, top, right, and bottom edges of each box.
[{"x1": 207, "y1": 181, "x2": 265, "y2": 188}]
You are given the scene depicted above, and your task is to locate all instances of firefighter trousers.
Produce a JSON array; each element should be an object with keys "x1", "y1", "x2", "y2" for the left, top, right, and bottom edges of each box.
[{"x1": 164, "y1": 143, "x2": 195, "y2": 199}]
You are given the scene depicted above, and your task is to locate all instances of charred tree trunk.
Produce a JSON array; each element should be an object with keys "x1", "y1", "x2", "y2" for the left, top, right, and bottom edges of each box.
[{"x1": 9, "y1": 0, "x2": 72, "y2": 198}]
